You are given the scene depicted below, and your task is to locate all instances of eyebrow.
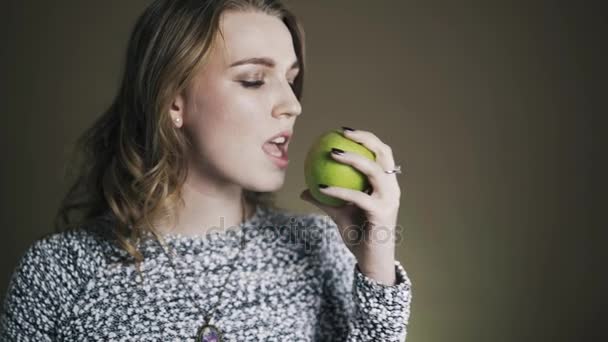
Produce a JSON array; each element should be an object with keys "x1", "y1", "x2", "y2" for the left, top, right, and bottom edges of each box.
[{"x1": 229, "y1": 57, "x2": 300, "y2": 71}]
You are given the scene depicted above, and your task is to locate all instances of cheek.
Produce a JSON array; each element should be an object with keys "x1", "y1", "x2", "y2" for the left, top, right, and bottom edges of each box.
[{"x1": 186, "y1": 87, "x2": 266, "y2": 154}]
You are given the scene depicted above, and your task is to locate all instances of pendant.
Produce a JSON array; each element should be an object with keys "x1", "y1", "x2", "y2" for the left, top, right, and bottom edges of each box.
[{"x1": 196, "y1": 323, "x2": 223, "y2": 342}]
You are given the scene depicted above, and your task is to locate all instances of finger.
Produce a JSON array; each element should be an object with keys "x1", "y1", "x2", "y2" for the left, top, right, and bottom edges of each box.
[
  {"x1": 342, "y1": 128, "x2": 397, "y2": 175},
  {"x1": 329, "y1": 148, "x2": 390, "y2": 196},
  {"x1": 318, "y1": 185, "x2": 375, "y2": 212}
]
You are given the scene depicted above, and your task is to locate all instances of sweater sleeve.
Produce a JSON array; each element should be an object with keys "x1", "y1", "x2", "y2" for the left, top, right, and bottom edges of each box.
[
  {"x1": 0, "y1": 229, "x2": 104, "y2": 341},
  {"x1": 312, "y1": 214, "x2": 412, "y2": 342}
]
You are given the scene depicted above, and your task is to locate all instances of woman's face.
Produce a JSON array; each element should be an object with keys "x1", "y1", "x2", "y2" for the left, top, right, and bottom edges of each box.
[{"x1": 173, "y1": 10, "x2": 302, "y2": 192}]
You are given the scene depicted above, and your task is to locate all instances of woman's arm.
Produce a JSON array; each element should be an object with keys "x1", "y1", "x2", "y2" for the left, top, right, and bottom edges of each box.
[
  {"x1": 314, "y1": 214, "x2": 412, "y2": 341},
  {"x1": 1, "y1": 230, "x2": 102, "y2": 341}
]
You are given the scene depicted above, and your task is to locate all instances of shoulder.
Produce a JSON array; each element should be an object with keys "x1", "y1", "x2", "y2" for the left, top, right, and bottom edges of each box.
[
  {"x1": 262, "y1": 206, "x2": 336, "y2": 240},
  {"x1": 262, "y1": 206, "x2": 347, "y2": 258},
  {"x1": 1, "y1": 225, "x2": 111, "y2": 335},
  {"x1": 11, "y1": 225, "x2": 109, "y2": 286},
  {"x1": 263, "y1": 205, "x2": 333, "y2": 228}
]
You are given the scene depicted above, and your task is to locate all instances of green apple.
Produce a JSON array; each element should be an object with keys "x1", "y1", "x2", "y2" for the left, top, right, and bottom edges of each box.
[{"x1": 304, "y1": 129, "x2": 376, "y2": 206}]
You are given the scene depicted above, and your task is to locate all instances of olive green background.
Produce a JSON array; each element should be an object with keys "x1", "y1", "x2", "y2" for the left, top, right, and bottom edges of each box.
[{"x1": 1, "y1": 1, "x2": 602, "y2": 341}]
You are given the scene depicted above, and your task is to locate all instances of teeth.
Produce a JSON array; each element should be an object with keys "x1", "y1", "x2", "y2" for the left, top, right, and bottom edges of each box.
[{"x1": 271, "y1": 136, "x2": 286, "y2": 144}]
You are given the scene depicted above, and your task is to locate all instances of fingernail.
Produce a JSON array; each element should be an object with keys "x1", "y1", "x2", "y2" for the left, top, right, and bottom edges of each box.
[
  {"x1": 342, "y1": 126, "x2": 355, "y2": 132},
  {"x1": 331, "y1": 148, "x2": 344, "y2": 155},
  {"x1": 318, "y1": 184, "x2": 328, "y2": 189}
]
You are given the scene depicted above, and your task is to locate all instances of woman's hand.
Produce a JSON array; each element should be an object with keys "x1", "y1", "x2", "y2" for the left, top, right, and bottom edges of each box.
[{"x1": 300, "y1": 127, "x2": 403, "y2": 285}]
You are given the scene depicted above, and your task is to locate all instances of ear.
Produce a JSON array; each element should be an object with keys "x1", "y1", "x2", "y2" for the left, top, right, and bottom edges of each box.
[{"x1": 169, "y1": 91, "x2": 185, "y2": 128}]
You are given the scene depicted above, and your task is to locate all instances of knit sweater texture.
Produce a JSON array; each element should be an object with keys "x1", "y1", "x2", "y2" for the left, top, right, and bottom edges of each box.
[{"x1": 1, "y1": 204, "x2": 412, "y2": 341}]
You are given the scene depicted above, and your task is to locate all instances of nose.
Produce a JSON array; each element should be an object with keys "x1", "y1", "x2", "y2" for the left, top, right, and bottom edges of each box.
[{"x1": 272, "y1": 80, "x2": 302, "y2": 118}]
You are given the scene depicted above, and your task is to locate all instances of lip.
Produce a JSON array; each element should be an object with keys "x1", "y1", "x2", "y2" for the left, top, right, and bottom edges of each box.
[
  {"x1": 265, "y1": 151, "x2": 289, "y2": 169},
  {"x1": 265, "y1": 130, "x2": 293, "y2": 144},
  {"x1": 263, "y1": 129, "x2": 292, "y2": 169},
  {"x1": 264, "y1": 129, "x2": 293, "y2": 155}
]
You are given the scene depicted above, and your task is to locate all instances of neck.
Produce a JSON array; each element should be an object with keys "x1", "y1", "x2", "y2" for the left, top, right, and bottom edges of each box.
[{"x1": 156, "y1": 178, "x2": 254, "y2": 237}]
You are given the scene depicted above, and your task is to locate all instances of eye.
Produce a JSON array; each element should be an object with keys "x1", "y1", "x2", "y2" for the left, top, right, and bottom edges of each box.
[
  {"x1": 240, "y1": 80, "x2": 264, "y2": 88},
  {"x1": 239, "y1": 79, "x2": 295, "y2": 90}
]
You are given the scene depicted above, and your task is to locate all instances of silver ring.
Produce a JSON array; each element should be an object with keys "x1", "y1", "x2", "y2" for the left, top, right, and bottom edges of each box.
[{"x1": 384, "y1": 165, "x2": 402, "y2": 174}]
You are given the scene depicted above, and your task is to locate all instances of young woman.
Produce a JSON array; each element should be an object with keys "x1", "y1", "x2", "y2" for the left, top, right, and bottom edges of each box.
[{"x1": 0, "y1": 0, "x2": 412, "y2": 341}]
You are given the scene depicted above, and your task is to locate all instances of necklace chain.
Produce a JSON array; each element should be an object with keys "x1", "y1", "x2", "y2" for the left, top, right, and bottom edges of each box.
[{"x1": 154, "y1": 196, "x2": 251, "y2": 333}]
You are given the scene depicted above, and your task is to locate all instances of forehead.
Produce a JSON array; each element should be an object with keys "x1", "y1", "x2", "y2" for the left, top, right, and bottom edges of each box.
[{"x1": 213, "y1": 11, "x2": 297, "y2": 68}]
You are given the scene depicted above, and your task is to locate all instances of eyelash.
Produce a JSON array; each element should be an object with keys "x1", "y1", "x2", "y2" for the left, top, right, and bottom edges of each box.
[
  {"x1": 240, "y1": 80, "x2": 264, "y2": 88},
  {"x1": 240, "y1": 80, "x2": 295, "y2": 89}
]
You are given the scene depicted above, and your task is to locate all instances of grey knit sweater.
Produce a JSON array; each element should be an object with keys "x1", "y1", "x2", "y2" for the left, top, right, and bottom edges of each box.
[{"x1": 1, "y1": 205, "x2": 412, "y2": 341}]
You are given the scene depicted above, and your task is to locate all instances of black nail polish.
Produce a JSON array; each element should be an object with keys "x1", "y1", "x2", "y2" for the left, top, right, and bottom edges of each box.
[
  {"x1": 331, "y1": 148, "x2": 344, "y2": 155},
  {"x1": 318, "y1": 184, "x2": 328, "y2": 188},
  {"x1": 342, "y1": 126, "x2": 354, "y2": 132}
]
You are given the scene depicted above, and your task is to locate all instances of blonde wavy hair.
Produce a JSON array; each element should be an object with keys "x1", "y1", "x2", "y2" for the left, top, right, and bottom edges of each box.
[{"x1": 53, "y1": 0, "x2": 305, "y2": 273}]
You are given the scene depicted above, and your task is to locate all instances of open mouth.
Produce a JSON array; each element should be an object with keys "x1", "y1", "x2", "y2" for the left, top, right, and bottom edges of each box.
[
  {"x1": 262, "y1": 131, "x2": 291, "y2": 160},
  {"x1": 262, "y1": 138, "x2": 288, "y2": 159}
]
